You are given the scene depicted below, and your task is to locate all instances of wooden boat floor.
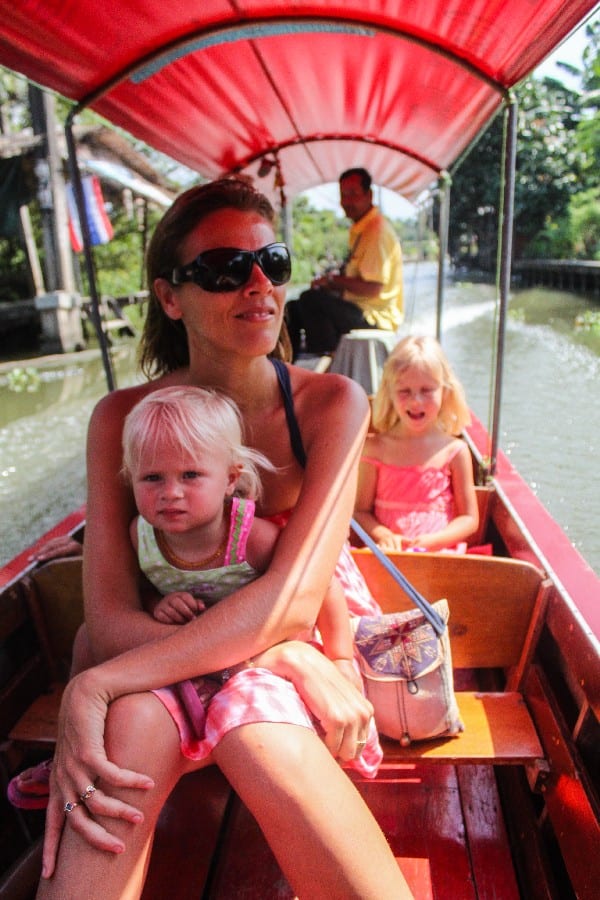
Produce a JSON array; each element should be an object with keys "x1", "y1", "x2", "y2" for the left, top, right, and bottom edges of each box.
[
  {"x1": 195, "y1": 762, "x2": 520, "y2": 900},
  {"x1": 0, "y1": 761, "x2": 522, "y2": 900}
]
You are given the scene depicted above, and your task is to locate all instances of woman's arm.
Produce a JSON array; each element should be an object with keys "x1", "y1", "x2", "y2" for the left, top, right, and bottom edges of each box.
[{"x1": 41, "y1": 632, "x2": 374, "y2": 870}]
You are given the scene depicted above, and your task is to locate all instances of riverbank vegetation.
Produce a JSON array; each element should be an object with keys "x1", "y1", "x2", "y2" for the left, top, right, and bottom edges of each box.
[{"x1": 448, "y1": 18, "x2": 599, "y2": 269}]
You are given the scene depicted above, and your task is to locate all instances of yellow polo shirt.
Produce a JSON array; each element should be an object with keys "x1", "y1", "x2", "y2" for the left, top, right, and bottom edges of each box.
[{"x1": 343, "y1": 206, "x2": 403, "y2": 331}]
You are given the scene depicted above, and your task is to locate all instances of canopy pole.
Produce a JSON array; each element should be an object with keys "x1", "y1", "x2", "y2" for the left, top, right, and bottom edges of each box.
[
  {"x1": 435, "y1": 172, "x2": 451, "y2": 342},
  {"x1": 65, "y1": 110, "x2": 116, "y2": 393},
  {"x1": 489, "y1": 93, "x2": 517, "y2": 476}
]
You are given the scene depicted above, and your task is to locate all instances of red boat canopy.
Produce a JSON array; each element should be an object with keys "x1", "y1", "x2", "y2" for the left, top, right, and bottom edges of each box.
[{"x1": 0, "y1": 1, "x2": 597, "y2": 203}]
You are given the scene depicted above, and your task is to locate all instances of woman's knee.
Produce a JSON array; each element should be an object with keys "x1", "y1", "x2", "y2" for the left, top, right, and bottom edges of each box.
[{"x1": 105, "y1": 693, "x2": 183, "y2": 782}]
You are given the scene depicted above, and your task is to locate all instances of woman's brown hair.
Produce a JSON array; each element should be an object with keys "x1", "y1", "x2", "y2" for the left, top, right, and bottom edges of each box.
[{"x1": 139, "y1": 178, "x2": 291, "y2": 377}]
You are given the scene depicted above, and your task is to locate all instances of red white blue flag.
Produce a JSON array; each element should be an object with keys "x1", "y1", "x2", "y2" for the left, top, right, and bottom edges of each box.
[{"x1": 66, "y1": 175, "x2": 114, "y2": 252}]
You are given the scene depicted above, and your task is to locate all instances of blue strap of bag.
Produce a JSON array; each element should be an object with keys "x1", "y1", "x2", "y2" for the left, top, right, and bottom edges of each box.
[{"x1": 350, "y1": 518, "x2": 447, "y2": 637}]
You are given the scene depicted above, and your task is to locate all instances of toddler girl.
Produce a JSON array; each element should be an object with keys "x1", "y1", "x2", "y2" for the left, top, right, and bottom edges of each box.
[
  {"x1": 123, "y1": 385, "x2": 379, "y2": 772},
  {"x1": 355, "y1": 335, "x2": 479, "y2": 552}
]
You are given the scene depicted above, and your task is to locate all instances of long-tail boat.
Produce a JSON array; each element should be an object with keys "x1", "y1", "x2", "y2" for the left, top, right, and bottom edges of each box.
[{"x1": 0, "y1": 2, "x2": 598, "y2": 897}]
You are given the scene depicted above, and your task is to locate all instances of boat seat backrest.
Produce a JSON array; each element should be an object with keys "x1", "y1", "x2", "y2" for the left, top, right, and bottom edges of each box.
[
  {"x1": 22, "y1": 557, "x2": 84, "y2": 683},
  {"x1": 351, "y1": 549, "x2": 547, "y2": 672}
]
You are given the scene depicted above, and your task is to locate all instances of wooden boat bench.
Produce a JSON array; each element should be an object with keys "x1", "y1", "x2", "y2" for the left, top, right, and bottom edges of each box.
[
  {"x1": 3, "y1": 557, "x2": 84, "y2": 750},
  {"x1": 351, "y1": 548, "x2": 552, "y2": 777},
  {"x1": 5, "y1": 549, "x2": 552, "y2": 767}
]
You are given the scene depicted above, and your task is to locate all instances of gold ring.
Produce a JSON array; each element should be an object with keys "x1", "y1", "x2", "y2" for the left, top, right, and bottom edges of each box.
[
  {"x1": 64, "y1": 800, "x2": 79, "y2": 813},
  {"x1": 80, "y1": 784, "x2": 96, "y2": 802}
]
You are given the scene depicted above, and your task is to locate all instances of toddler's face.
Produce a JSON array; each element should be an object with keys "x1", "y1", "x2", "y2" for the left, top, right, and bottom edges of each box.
[{"x1": 131, "y1": 439, "x2": 238, "y2": 534}]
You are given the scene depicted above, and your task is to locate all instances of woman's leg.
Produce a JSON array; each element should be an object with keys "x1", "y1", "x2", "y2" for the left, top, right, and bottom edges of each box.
[
  {"x1": 214, "y1": 722, "x2": 413, "y2": 900},
  {"x1": 37, "y1": 700, "x2": 412, "y2": 899},
  {"x1": 36, "y1": 692, "x2": 192, "y2": 900}
]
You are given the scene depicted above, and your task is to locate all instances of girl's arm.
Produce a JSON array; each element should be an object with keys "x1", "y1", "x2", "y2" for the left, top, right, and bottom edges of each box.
[
  {"x1": 404, "y1": 442, "x2": 478, "y2": 550},
  {"x1": 354, "y1": 453, "x2": 403, "y2": 550},
  {"x1": 316, "y1": 577, "x2": 354, "y2": 662},
  {"x1": 316, "y1": 578, "x2": 362, "y2": 690},
  {"x1": 244, "y1": 515, "x2": 281, "y2": 571}
]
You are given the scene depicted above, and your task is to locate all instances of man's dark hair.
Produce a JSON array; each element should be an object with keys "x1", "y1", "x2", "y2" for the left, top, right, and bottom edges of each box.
[{"x1": 339, "y1": 168, "x2": 372, "y2": 192}]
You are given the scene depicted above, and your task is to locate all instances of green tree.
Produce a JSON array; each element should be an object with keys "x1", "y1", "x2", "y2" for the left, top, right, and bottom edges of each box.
[
  {"x1": 290, "y1": 196, "x2": 347, "y2": 285},
  {"x1": 446, "y1": 74, "x2": 585, "y2": 267}
]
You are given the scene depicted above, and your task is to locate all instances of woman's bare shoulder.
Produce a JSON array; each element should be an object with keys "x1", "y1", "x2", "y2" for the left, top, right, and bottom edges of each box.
[
  {"x1": 288, "y1": 365, "x2": 369, "y2": 416},
  {"x1": 279, "y1": 366, "x2": 369, "y2": 462},
  {"x1": 90, "y1": 374, "x2": 175, "y2": 425}
]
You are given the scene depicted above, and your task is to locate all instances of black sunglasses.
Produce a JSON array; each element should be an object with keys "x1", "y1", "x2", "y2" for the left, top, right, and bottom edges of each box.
[{"x1": 170, "y1": 242, "x2": 292, "y2": 292}]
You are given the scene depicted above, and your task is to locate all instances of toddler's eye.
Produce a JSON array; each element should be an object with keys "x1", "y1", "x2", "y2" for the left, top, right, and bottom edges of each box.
[{"x1": 183, "y1": 470, "x2": 201, "y2": 480}]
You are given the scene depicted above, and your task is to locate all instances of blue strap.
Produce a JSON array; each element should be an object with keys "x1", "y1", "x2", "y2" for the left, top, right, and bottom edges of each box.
[
  {"x1": 270, "y1": 358, "x2": 307, "y2": 468},
  {"x1": 350, "y1": 518, "x2": 446, "y2": 636}
]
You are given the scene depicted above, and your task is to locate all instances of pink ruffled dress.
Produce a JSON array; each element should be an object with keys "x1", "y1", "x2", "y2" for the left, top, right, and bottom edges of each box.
[{"x1": 361, "y1": 442, "x2": 465, "y2": 549}]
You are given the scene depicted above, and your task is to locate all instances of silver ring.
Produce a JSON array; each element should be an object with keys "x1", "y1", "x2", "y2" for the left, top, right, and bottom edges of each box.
[
  {"x1": 64, "y1": 800, "x2": 79, "y2": 813},
  {"x1": 80, "y1": 784, "x2": 96, "y2": 802},
  {"x1": 355, "y1": 739, "x2": 367, "y2": 756}
]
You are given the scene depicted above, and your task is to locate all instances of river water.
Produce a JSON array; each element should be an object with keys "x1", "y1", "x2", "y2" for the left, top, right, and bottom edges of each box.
[{"x1": 1, "y1": 264, "x2": 599, "y2": 574}]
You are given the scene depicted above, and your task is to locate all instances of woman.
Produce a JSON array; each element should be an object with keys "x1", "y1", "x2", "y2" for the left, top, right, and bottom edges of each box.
[{"x1": 38, "y1": 178, "x2": 413, "y2": 899}]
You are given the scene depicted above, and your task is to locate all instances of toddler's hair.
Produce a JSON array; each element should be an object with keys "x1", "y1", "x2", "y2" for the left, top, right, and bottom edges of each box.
[
  {"x1": 372, "y1": 335, "x2": 471, "y2": 435},
  {"x1": 122, "y1": 385, "x2": 275, "y2": 500}
]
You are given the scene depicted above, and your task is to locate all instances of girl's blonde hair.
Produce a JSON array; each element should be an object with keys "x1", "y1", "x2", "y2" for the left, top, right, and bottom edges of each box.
[
  {"x1": 122, "y1": 385, "x2": 275, "y2": 500},
  {"x1": 372, "y1": 335, "x2": 471, "y2": 435}
]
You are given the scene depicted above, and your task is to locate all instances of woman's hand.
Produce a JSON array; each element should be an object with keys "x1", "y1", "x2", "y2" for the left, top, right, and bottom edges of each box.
[
  {"x1": 252, "y1": 642, "x2": 373, "y2": 762},
  {"x1": 29, "y1": 534, "x2": 82, "y2": 563},
  {"x1": 41, "y1": 670, "x2": 155, "y2": 879}
]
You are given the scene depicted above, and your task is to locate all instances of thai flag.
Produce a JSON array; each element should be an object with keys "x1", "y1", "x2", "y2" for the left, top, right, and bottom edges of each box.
[{"x1": 66, "y1": 175, "x2": 114, "y2": 252}]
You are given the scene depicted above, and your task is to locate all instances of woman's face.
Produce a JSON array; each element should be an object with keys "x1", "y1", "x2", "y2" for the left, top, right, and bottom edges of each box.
[{"x1": 157, "y1": 207, "x2": 286, "y2": 360}]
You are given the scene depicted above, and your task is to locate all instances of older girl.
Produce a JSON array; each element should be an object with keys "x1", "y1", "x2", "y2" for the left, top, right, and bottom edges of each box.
[{"x1": 355, "y1": 335, "x2": 478, "y2": 552}]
